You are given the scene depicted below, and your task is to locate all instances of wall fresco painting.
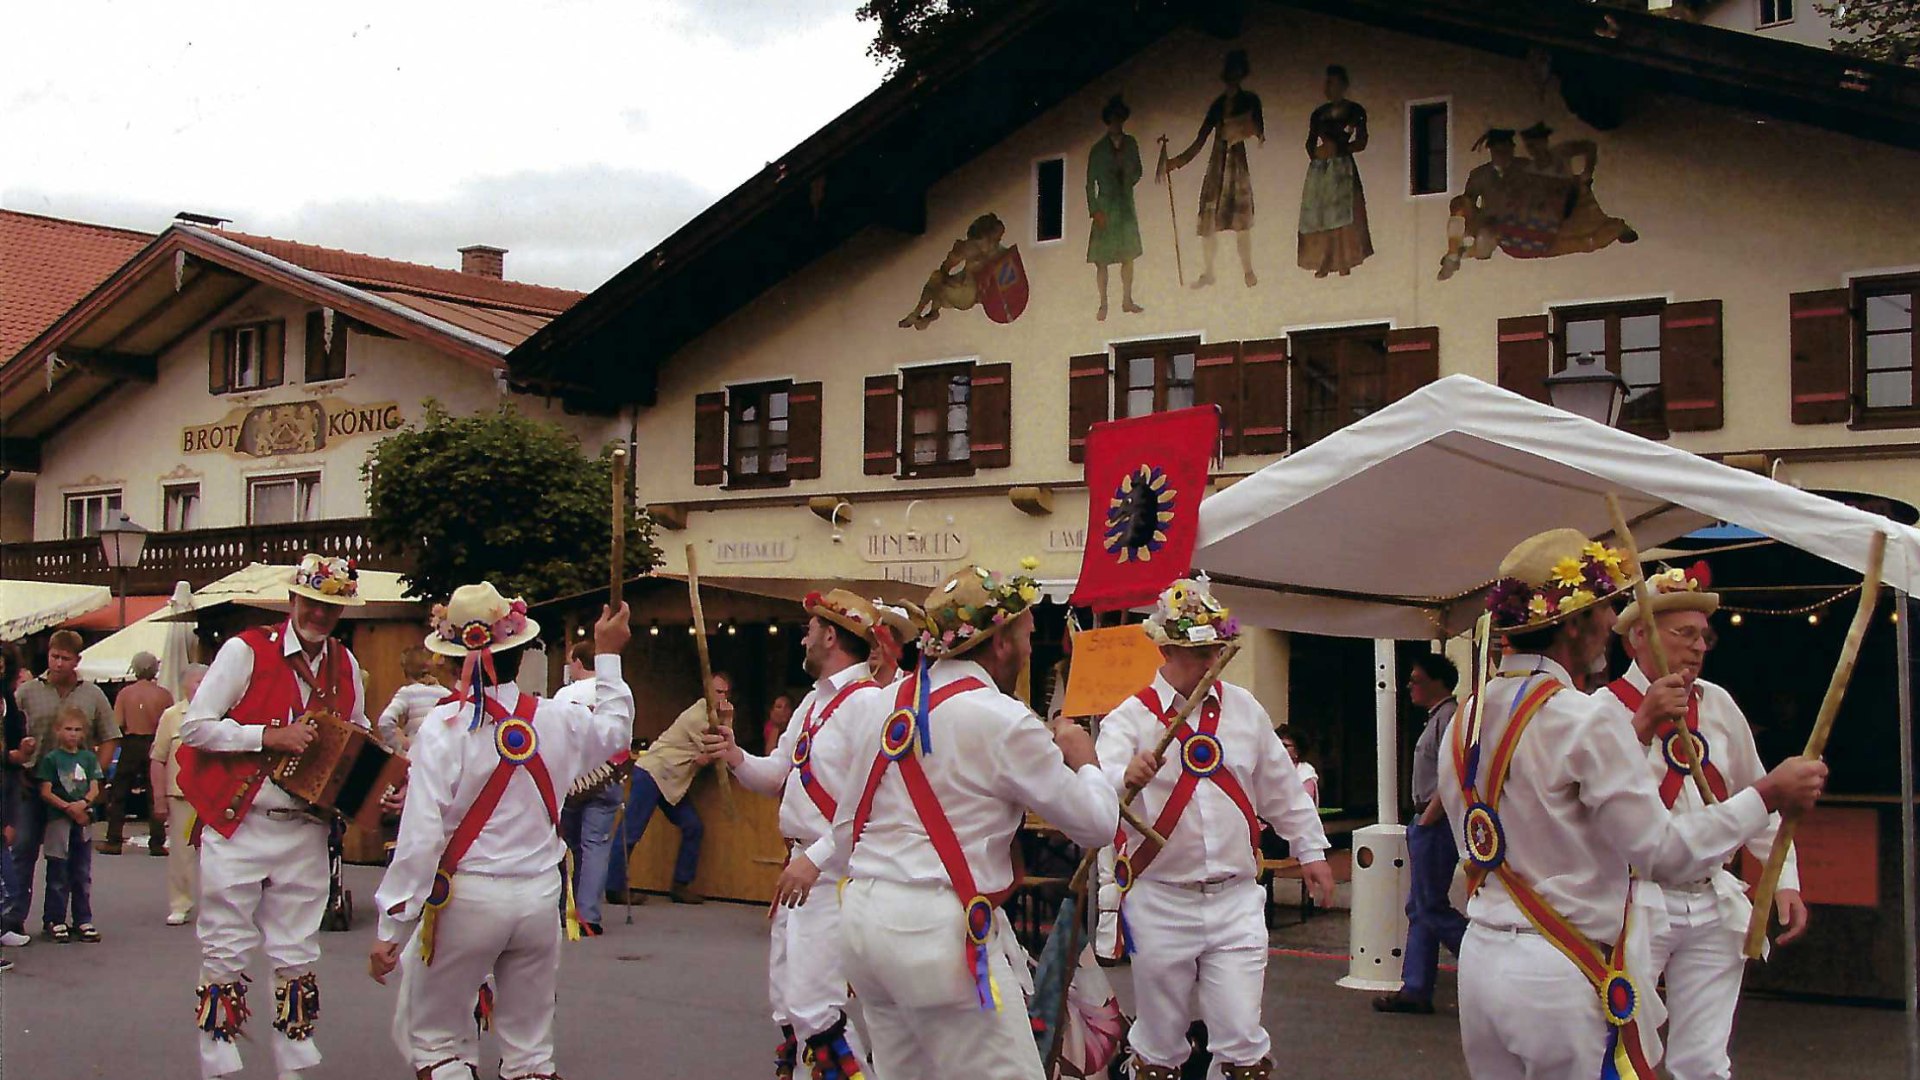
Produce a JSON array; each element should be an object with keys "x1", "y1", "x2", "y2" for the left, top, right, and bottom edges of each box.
[
  {"x1": 1087, "y1": 94, "x2": 1145, "y2": 321},
  {"x1": 1296, "y1": 64, "x2": 1373, "y2": 277},
  {"x1": 1439, "y1": 123, "x2": 1639, "y2": 280},
  {"x1": 899, "y1": 212, "x2": 1029, "y2": 330},
  {"x1": 1160, "y1": 48, "x2": 1264, "y2": 289}
]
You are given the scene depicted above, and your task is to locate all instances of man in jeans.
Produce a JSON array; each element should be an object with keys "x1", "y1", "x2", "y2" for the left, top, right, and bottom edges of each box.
[
  {"x1": 6, "y1": 630, "x2": 117, "y2": 939},
  {"x1": 557, "y1": 641, "x2": 635, "y2": 934},
  {"x1": 604, "y1": 673, "x2": 729, "y2": 905},
  {"x1": 101, "y1": 651, "x2": 173, "y2": 855},
  {"x1": 1375, "y1": 653, "x2": 1466, "y2": 1014}
]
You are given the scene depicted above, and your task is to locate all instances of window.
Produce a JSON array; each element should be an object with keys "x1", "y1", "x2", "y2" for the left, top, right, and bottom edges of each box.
[
  {"x1": 248, "y1": 473, "x2": 320, "y2": 525},
  {"x1": 304, "y1": 311, "x2": 348, "y2": 382},
  {"x1": 209, "y1": 320, "x2": 284, "y2": 393},
  {"x1": 163, "y1": 483, "x2": 201, "y2": 532},
  {"x1": 231, "y1": 325, "x2": 263, "y2": 389},
  {"x1": 1290, "y1": 326, "x2": 1390, "y2": 447},
  {"x1": 728, "y1": 381, "x2": 790, "y2": 486},
  {"x1": 1759, "y1": 0, "x2": 1793, "y2": 26},
  {"x1": 901, "y1": 363, "x2": 972, "y2": 476},
  {"x1": 1034, "y1": 157, "x2": 1066, "y2": 244},
  {"x1": 1408, "y1": 101, "x2": 1450, "y2": 196},
  {"x1": 1115, "y1": 338, "x2": 1199, "y2": 418},
  {"x1": 1859, "y1": 277, "x2": 1918, "y2": 416},
  {"x1": 64, "y1": 489, "x2": 122, "y2": 539},
  {"x1": 1556, "y1": 302, "x2": 1667, "y2": 435}
]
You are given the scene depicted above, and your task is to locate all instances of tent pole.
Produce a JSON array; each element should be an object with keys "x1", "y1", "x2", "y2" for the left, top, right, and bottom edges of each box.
[
  {"x1": 1898, "y1": 589, "x2": 1917, "y2": 1080},
  {"x1": 1375, "y1": 639, "x2": 1398, "y2": 827}
]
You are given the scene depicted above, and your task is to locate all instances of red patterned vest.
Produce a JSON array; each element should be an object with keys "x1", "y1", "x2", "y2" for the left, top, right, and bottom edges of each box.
[{"x1": 176, "y1": 624, "x2": 359, "y2": 838}]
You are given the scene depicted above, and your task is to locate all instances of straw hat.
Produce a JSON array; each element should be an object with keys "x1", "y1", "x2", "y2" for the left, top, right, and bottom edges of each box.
[
  {"x1": 288, "y1": 553, "x2": 364, "y2": 606},
  {"x1": 1613, "y1": 561, "x2": 1718, "y2": 633},
  {"x1": 803, "y1": 588, "x2": 882, "y2": 645},
  {"x1": 425, "y1": 582, "x2": 541, "y2": 657},
  {"x1": 917, "y1": 559, "x2": 1043, "y2": 659},
  {"x1": 1144, "y1": 576, "x2": 1240, "y2": 648},
  {"x1": 1486, "y1": 528, "x2": 1637, "y2": 634}
]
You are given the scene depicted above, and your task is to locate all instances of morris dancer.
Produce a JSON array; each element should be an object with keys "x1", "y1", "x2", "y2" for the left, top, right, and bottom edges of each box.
[
  {"x1": 703, "y1": 590, "x2": 887, "y2": 1079},
  {"x1": 1593, "y1": 565, "x2": 1805, "y2": 1080},
  {"x1": 1097, "y1": 578, "x2": 1331, "y2": 1080},
  {"x1": 819, "y1": 562, "x2": 1117, "y2": 1079},
  {"x1": 369, "y1": 585, "x2": 633, "y2": 1080},
  {"x1": 1440, "y1": 530, "x2": 1826, "y2": 1079},
  {"x1": 177, "y1": 554, "x2": 368, "y2": 1080}
]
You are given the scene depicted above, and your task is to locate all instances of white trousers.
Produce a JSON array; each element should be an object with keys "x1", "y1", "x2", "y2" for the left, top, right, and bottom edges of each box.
[
  {"x1": 1123, "y1": 877, "x2": 1270, "y2": 1069},
  {"x1": 167, "y1": 797, "x2": 199, "y2": 920},
  {"x1": 195, "y1": 808, "x2": 329, "y2": 1079},
  {"x1": 841, "y1": 878, "x2": 1042, "y2": 1080},
  {"x1": 1093, "y1": 846, "x2": 1123, "y2": 961},
  {"x1": 1647, "y1": 888, "x2": 1746, "y2": 1080},
  {"x1": 1459, "y1": 924, "x2": 1611, "y2": 1080},
  {"x1": 392, "y1": 871, "x2": 563, "y2": 1080},
  {"x1": 771, "y1": 884, "x2": 862, "y2": 1042}
]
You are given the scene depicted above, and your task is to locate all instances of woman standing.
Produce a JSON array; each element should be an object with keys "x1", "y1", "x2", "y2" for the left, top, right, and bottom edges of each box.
[
  {"x1": 1086, "y1": 94, "x2": 1145, "y2": 320},
  {"x1": 1164, "y1": 49, "x2": 1264, "y2": 289},
  {"x1": 1297, "y1": 65, "x2": 1374, "y2": 277}
]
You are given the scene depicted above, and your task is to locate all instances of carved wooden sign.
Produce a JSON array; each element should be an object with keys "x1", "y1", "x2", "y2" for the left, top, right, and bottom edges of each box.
[{"x1": 182, "y1": 399, "x2": 403, "y2": 457}]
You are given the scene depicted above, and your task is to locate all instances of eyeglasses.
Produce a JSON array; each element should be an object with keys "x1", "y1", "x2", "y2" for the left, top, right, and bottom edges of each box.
[{"x1": 1662, "y1": 625, "x2": 1718, "y2": 652}]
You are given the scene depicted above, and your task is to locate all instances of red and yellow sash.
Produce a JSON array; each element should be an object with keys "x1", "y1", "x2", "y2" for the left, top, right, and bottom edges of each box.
[{"x1": 1116, "y1": 687, "x2": 1260, "y2": 883}]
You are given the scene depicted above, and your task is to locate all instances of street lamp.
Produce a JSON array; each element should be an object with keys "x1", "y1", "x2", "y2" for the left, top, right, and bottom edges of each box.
[
  {"x1": 99, "y1": 511, "x2": 150, "y2": 628},
  {"x1": 1544, "y1": 352, "x2": 1629, "y2": 428}
]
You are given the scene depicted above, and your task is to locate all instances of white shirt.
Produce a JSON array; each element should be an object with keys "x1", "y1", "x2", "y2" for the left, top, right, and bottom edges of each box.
[
  {"x1": 732, "y1": 662, "x2": 876, "y2": 869},
  {"x1": 376, "y1": 681, "x2": 447, "y2": 750},
  {"x1": 821, "y1": 658, "x2": 1118, "y2": 892},
  {"x1": 374, "y1": 654, "x2": 634, "y2": 942},
  {"x1": 1098, "y1": 674, "x2": 1329, "y2": 882},
  {"x1": 1437, "y1": 653, "x2": 1771, "y2": 944},
  {"x1": 182, "y1": 621, "x2": 370, "y2": 812}
]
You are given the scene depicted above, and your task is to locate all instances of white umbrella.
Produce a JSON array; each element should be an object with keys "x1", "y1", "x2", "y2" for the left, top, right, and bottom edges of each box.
[{"x1": 160, "y1": 580, "x2": 196, "y2": 700}]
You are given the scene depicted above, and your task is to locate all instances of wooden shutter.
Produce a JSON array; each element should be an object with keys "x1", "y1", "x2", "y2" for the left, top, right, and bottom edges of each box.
[
  {"x1": 1660, "y1": 300, "x2": 1724, "y2": 432},
  {"x1": 1067, "y1": 352, "x2": 1110, "y2": 464},
  {"x1": 1383, "y1": 326, "x2": 1440, "y2": 404},
  {"x1": 863, "y1": 374, "x2": 899, "y2": 475},
  {"x1": 1193, "y1": 342, "x2": 1242, "y2": 457},
  {"x1": 693, "y1": 390, "x2": 727, "y2": 486},
  {"x1": 208, "y1": 328, "x2": 231, "y2": 394},
  {"x1": 261, "y1": 320, "x2": 286, "y2": 388},
  {"x1": 787, "y1": 381, "x2": 822, "y2": 480},
  {"x1": 1790, "y1": 288, "x2": 1852, "y2": 425},
  {"x1": 971, "y1": 362, "x2": 1012, "y2": 469},
  {"x1": 1239, "y1": 338, "x2": 1287, "y2": 454},
  {"x1": 1496, "y1": 315, "x2": 1551, "y2": 402}
]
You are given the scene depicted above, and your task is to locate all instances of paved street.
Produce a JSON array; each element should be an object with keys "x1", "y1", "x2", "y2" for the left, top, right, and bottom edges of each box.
[{"x1": 0, "y1": 851, "x2": 1906, "y2": 1078}]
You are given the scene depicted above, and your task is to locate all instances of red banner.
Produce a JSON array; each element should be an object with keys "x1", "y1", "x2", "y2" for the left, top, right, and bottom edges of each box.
[{"x1": 1070, "y1": 406, "x2": 1219, "y2": 611}]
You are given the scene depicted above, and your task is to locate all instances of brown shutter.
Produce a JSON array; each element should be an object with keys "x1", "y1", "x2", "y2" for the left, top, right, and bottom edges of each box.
[
  {"x1": 1661, "y1": 300, "x2": 1724, "y2": 432},
  {"x1": 787, "y1": 381, "x2": 822, "y2": 480},
  {"x1": 262, "y1": 320, "x2": 286, "y2": 387},
  {"x1": 1496, "y1": 315, "x2": 1551, "y2": 403},
  {"x1": 863, "y1": 374, "x2": 899, "y2": 476},
  {"x1": 209, "y1": 329, "x2": 230, "y2": 394},
  {"x1": 1790, "y1": 288, "x2": 1852, "y2": 425},
  {"x1": 305, "y1": 312, "x2": 324, "y2": 382},
  {"x1": 1383, "y1": 326, "x2": 1440, "y2": 404},
  {"x1": 693, "y1": 390, "x2": 727, "y2": 486},
  {"x1": 971, "y1": 362, "x2": 1012, "y2": 469},
  {"x1": 1193, "y1": 342, "x2": 1242, "y2": 456},
  {"x1": 1067, "y1": 352, "x2": 1110, "y2": 464},
  {"x1": 1238, "y1": 338, "x2": 1287, "y2": 454}
]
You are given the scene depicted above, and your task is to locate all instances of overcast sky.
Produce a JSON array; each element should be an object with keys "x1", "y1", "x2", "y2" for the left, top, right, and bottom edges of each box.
[{"x1": 0, "y1": 1, "x2": 887, "y2": 291}]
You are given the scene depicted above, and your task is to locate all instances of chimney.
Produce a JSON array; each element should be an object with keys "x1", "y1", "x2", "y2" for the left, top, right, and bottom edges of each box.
[{"x1": 458, "y1": 244, "x2": 506, "y2": 279}]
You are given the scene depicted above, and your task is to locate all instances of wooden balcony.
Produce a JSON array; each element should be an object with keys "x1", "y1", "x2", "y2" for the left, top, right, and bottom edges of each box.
[{"x1": 0, "y1": 517, "x2": 408, "y2": 593}]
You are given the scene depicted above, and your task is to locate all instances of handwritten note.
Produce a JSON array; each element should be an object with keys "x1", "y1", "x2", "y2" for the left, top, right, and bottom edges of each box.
[{"x1": 1061, "y1": 625, "x2": 1164, "y2": 719}]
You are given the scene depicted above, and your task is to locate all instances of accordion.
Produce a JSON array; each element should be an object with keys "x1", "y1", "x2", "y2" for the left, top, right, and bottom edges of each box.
[
  {"x1": 268, "y1": 709, "x2": 410, "y2": 830},
  {"x1": 566, "y1": 754, "x2": 632, "y2": 809}
]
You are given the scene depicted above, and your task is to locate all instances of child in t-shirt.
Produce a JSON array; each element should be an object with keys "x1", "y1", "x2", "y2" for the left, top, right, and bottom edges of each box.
[{"x1": 35, "y1": 706, "x2": 102, "y2": 943}]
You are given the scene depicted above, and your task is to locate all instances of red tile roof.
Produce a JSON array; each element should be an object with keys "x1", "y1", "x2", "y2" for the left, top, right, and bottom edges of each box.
[
  {"x1": 222, "y1": 232, "x2": 584, "y2": 316},
  {"x1": 0, "y1": 209, "x2": 154, "y2": 363}
]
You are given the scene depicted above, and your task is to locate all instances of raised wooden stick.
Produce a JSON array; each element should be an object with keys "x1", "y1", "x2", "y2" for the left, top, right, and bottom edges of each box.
[
  {"x1": 1744, "y1": 529, "x2": 1886, "y2": 958},
  {"x1": 685, "y1": 543, "x2": 735, "y2": 815},
  {"x1": 610, "y1": 446, "x2": 627, "y2": 606},
  {"x1": 1607, "y1": 493, "x2": 1715, "y2": 805}
]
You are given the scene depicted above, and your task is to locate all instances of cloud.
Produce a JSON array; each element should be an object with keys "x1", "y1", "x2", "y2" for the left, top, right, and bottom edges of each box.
[{"x1": 666, "y1": 0, "x2": 863, "y2": 45}]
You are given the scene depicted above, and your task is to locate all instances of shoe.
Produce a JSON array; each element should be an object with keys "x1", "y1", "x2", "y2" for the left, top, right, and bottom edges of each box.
[
  {"x1": 0, "y1": 930, "x2": 29, "y2": 948},
  {"x1": 166, "y1": 912, "x2": 190, "y2": 927},
  {"x1": 149, "y1": 846, "x2": 168, "y2": 857},
  {"x1": 0, "y1": 956, "x2": 13, "y2": 973},
  {"x1": 577, "y1": 922, "x2": 604, "y2": 938},
  {"x1": 45, "y1": 924, "x2": 70, "y2": 944},
  {"x1": 1372, "y1": 992, "x2": 1435, "y2": 1015},
  {"x1": 76, "y1": 924, "x2": 100, "y2": 943},
  {"x1": 669, "y1": 882, "x2": 705, "y2": 905},
  {"x1": 93, "y1": 841, "x2": 122, "y2": 856}
]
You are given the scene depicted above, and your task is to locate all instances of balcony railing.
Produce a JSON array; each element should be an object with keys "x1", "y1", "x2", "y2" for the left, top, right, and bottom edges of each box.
[{"x1": 0, "y1": 518, "x2": 408, "y2": 593}]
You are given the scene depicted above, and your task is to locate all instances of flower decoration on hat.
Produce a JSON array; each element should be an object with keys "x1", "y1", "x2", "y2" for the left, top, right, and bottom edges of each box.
[
  {"x1": 426, "y1": 583, "x2": 542, "y2": 729},
  {"x1": 1487, "y1": 531, "x2": 1635, "y2": 633},
  {"x1": 289, "y1": 553, "x2": 363, "y2": 605},
  {"x1": 1611, "y1": 559, "x2": 1718, "y2": 634},
  {"x1": 917, "y1": 562, "x2": 1043, "y2": 659},
  {"x1": 1144, "y1": 575, "x2": 1239, "y2": 647},
  {"x1": 1103, "y1": 464, "x2": 1178, "y2": 564}
]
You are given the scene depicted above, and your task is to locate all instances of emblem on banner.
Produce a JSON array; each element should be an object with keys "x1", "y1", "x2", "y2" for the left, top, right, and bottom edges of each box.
[{"x1": 974, "y1": 246, "x2": 1030, "y2": 325}]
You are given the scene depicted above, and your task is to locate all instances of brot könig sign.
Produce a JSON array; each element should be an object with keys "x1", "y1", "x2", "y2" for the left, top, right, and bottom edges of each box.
[{"x1": 182, "y1": 399, "x2": 403, "y2": 458}]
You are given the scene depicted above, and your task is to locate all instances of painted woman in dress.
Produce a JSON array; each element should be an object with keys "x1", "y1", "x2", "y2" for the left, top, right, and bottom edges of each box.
[
  {"x1": 1297, "y1": 64, "x2": 1374, "y2": 277},
  {"x1": 1086, "y1": 94, "x2": 1145, "y2": 320},
  {"x1": 1163, "y1": 48, "x2": 1264, "y2": 289}
]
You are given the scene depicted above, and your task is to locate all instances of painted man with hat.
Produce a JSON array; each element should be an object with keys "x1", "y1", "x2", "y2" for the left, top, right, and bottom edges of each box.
[
  {"x1": 368, "y1": 584, "x2": 634, "y2": 1080},
  {"x1": 177, "y1": 553, "x2": 372, "y2": 1080},
  {"x1": 1592, "y1": 563, "x2": 1803, "y2": 1080},
  {"x1": 1438, "y1": 530, "x2": 1827, "y2": 1079},
  {"x1": 702, "y1": 589, "x2": 890, "y2": 1079},
  {"x1": 1095, "y1": 576, "x2": 1331, "y2": 1080},
  {"x1": 817, "y1": 561, "x2": 1118, "y2": 1080}
]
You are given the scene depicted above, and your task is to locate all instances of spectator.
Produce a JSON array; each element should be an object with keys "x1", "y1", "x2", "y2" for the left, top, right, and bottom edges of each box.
[
  {"x1": 151, "y1": 662, "x2": 209, "y2": 926},
  {"x1": 100, "y1": 650, "x2": 172, "y2": 855},
  {"x1": 762, "y1": 692, "x2": 796, "y2": 754},
  {"x1": 5, "y1": 630, "x2": 117, "y2": 939},
  {"x1": 1375, "y1": 651, "x2": 1466, "y2": 1015},
  {"x1": 35, "y1": 706, "x2": 103, "y2": 943},
  {"x1": 1281, "y1": 733, "x2": 1320, "y2": 806},
  {"x1": 606, "y1": 672, "x2": 730, "y2": 906},
  {"x1": 0, "y1": 645, "x2": 31, "y2": 958},
  {"x1": 558, "y1": 641, "x2": 635, "y2": 935},
  {"x1": 375, "y1": 646, "x2": 446, "y2": 752}
]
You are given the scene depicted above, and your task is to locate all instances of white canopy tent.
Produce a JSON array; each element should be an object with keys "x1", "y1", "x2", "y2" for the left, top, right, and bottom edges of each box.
[
  {"x1": 77, "y1": 582, "x2": 198, "y2": 695},
  {"x1": 0, "y1": 581, "x2": 111, "y2": 642}
]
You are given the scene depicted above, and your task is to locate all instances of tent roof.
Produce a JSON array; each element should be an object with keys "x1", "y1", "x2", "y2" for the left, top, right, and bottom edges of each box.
[
  {"x1": 156, "y1": 562, "x2": 423, "y2": 622},
  {"x1": 0, "y1": 581, "x2": 110, "y2": 641},
  {"x1": 77, "y1": 608, "x2": 172, "y2": 683},
  {"x1": 1194, "y1": 375, "x2": 1920, "y2": 640}
]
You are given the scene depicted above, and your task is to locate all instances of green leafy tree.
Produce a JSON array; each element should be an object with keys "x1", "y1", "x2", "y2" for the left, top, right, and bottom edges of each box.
[
  {"x1": 856, "y1": 0, "x2": 1020, "y2": 70},
  {"x1": 1819, "y1": 1, "x2": 1919, "y2": 67},
  {"x1": 362, "y1": 401, "x2": 658, "y2": 603}
]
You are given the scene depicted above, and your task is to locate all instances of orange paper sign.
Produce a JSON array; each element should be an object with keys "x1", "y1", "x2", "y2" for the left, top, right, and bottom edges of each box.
[{"x1": 1061, "y1": 625, "x2": 1164, "y2": 719}]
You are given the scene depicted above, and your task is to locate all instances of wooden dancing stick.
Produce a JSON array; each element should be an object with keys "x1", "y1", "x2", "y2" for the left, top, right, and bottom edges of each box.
[
  {"x1": 685, "y1": 543, "x2": 736, "y2": 815},
  {"x1": 610, "y1": 446, "x2": 628, "y2": 606},
  {"x1": 1156, "y1": 136, "x2": 1185, "y2": 288},
  {"x1": 1607, "y1": 494, "x2": 1715, "y2": 806},
  {"x1": 1744, "y1": 529, "x2": 1886, "y2": 959}
]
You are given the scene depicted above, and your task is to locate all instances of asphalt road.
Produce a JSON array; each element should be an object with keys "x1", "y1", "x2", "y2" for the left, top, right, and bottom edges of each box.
[{"x1": 0, "y1": 850, "x2": 1905, "y2": 1078}]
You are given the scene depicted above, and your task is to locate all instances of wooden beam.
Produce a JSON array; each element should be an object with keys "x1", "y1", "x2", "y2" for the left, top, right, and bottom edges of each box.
[
  {"x1": 56, "y1": 348, "x2": 158, "y2": 383},
  {"x1": 0, "y1": 437, "x2": 41, "y2": 472},
  {"x1": 98, "y1": 261, "x2": 246, "y2": 353},
  {"x1": 646, "y1": 503, "x2": 688, "y2": 532}
]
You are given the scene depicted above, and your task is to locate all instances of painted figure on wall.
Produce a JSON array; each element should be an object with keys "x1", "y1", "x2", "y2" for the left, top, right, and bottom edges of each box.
[
  {"x1": 1518, "y1": 122, "x2": 1638, "y2": 256},
  {"x1": 1437, "y1": 123, "x2": 1639, "y2": 280},
  {"x1": 1162, "y1": 48, "x2": 1264, "y2": 289},
  {"x1": 899, "y1": 212, "x2": 1029, "y2": 329},
  {"x1": 1297, "y1": 64, "x2": 1373, "y2": 277},
  {"x1": 1087, "y1": 94, "x2": 1145, "y2": 321}
]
